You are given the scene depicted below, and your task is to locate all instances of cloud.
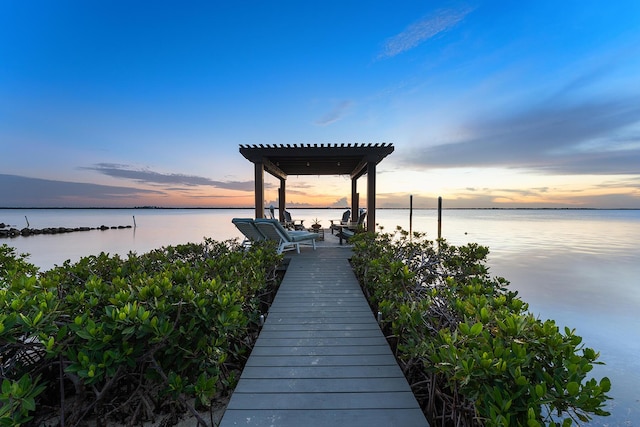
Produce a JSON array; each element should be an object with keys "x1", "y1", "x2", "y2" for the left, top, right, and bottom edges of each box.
[
  {"x1": 0, "y1": 174, "x2": 164, "y2": 207},
  {"x1": 315, "y1": 100, "x2": 353, "y2": 126},
  {"x1": 331, "y1": 197, "x2": 349, "y2": 208},
  {"x1": 377, "y1": 187, "x2": 640, "y2": 209},
  {"x1": 597, "y1": 176, "x2": 640, "y2": 190},
  {"x1": 401, "y1": 95, "x2": 640, "y2": 175},
  {"x1": 83, "y1": 163, "x2": 257, "y2": 191},
  {"x1": 378, "y1": 7, "x2": 473, "y2": 59}
]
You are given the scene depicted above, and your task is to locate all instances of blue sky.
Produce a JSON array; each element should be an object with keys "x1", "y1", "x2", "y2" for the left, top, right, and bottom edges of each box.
[{"x1": 2, "y1": 1, "x2": 639, "y2": 208}]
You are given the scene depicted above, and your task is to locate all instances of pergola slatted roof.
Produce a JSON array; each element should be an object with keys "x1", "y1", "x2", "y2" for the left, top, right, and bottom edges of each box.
[
  {"x1": 240, "y1": 143, "x2": 394, "y2": 178},
  {"x1": 240, "y1": 143, "x2": 394, "y2": 231}
]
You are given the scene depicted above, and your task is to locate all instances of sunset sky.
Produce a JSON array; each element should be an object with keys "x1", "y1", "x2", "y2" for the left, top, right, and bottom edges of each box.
[{"x1": 2, "y1": 1, "x2": 640, "y2": 208}]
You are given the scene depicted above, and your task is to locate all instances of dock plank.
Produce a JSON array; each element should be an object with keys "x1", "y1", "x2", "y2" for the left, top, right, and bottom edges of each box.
[
  {"x1": 220, "y1": 408, "x2": 428, "y2": 427},
  {"x1": 226, "y1": 391, "x2": 420, "y2": 410},
  {"x1": 234, "y1": 377, "x2": 411, "y2": 393},
  {"x1": 249, "y1": 345, "x2": 392, "y2": 357},
  {"x1": 245, "y1": 354, "x2": 397, "y2": 367},
  {"x1": 257, "y1": 329, "x2": 384, "y2": 339}
]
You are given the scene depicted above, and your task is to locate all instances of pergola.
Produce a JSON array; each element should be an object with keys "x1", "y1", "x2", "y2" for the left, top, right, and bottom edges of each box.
[{"x1": 239, "y1": 143, "x2": 394, "y2": 232}]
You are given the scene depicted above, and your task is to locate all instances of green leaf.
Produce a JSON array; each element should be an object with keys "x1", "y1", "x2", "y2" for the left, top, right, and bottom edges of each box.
[
  {"x1": 459, "y1": 322, "x2": 470, "y2": 335},
  {"x1": 33, "y1": 311, "x2": 43, "y2": 326},
  {"x1": 1, "y1": 379, "x2": 10, "y2": 395},
  {"x1": 567, "y1": 381, "x2": 579, "y2": 396},
  {"x1": 470, "y1": 322, "x2": 483, "y2": 336},
  {"x1": 75, "y1": 329, "x2": 92, "y2": 340},
  {"x1": 122, "y1": 326, "x2": 136, "y2": 336},
  {"x1": 22, "y1": 397, "x2": 36, "y2": 411}
]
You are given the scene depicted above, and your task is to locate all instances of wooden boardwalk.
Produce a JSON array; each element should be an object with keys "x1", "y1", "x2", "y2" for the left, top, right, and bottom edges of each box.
[{"x1": 220, "y1": 247, "x2": 429, "y2": 427}]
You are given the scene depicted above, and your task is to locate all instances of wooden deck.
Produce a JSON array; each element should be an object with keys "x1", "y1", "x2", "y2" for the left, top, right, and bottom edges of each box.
[{"x1": 219, "y1": 246, "x2": 429, "y2": 426}]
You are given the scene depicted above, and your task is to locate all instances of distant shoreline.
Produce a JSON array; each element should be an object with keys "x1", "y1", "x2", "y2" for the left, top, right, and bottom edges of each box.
[{"x1": 1, "y1": 206, "x2": 639, "y2": 211}]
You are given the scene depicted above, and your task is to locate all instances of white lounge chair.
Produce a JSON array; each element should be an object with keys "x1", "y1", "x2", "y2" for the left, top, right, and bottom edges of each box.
[
  {"x1": 232, "y1": 218, "x2": 266, "y2": 248},
  {"x1": 254, "y1": 218, "x2": 318, "y2": 254}
]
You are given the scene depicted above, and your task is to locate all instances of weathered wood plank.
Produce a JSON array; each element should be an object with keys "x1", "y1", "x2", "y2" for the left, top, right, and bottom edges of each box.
[
  {"x1": 262, "y1": 322, "x2": 380, "y2": 331},
  {"x1": 257, "y1": 329, "x2": 384, "y2": 339},
  {"x1": 265, "y1": 315, "x2": 375, "y2": 323},
  {"x1": 245, "y1": 354, "x2": 397, "y2": 367},
  {"x1": 239, "y1": 364, "x2": 405, "y2": 379},
  {"x1": 220, "y1": 408, "x2": 428, "y2": 427},
  {"x1": 253, "y1": 336, "x2": 389, "y2": 347},
  {"x1": 269, "y1": 306, "x2": 372, "y2": 313},
  {"x1": 227, "y1": 391, "x2": 420, "y2": 410},
  {"x1": 234, "y1": 377, "x2": 411, "y2": 393},
  {"x1": 248, "y1": 345, "x2": 391, "y2": 356}
]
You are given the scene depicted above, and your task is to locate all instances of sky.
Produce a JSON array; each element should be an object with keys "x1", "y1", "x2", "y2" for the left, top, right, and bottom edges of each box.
[{"x1": 1, "y1": 1, "x2": 640, "y2": 209}]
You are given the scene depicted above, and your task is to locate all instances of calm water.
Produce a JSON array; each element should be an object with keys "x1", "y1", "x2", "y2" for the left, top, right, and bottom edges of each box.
[{"x1": 1, "y1": 208, "x2": 639, "y2": 425}]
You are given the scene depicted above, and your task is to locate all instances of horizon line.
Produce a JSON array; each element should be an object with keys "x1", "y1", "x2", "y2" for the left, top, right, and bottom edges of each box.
[{"x1": 1, "y1": 206, "x2": 639, "y2": 211}]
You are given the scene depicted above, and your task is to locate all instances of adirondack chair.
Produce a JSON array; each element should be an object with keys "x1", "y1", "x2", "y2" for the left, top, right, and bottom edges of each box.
[
  {"x1": 283, "y1": 210, "x2": 305, "y2": 230},
  {"x1": 330, "y1": 209, "x2": 351, "y2": 234}
]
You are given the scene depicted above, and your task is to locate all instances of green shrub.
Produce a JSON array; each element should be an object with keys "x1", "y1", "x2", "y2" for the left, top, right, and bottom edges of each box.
[
  {"x1": 350, "y1": 229, "x2": 611, "y2": 427},
  {"x1": 0, "y1": 239, "x2": 281, "y2": 425}
]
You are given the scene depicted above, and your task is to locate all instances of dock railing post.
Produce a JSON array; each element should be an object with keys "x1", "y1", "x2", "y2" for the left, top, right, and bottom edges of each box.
[{"x1": 438, "y1": 196, "x2": 442, "y2": 240}]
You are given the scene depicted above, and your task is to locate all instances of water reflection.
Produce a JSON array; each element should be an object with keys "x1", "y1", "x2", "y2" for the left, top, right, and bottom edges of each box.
[
  {"x1": 2, "y1": 208, "x2": 638, "y2": 425},
  {"x1": 375, "y1": 209, "x2": 640, "y2": 425}
]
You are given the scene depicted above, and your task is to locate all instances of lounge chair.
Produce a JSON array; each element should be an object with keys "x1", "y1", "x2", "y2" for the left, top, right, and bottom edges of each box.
[
  {"x1": 254, "y1": 218, "x2": 318, "y2": 254},
  {"x1": 330, "y1": 210, "x2": 351, "y2": 234},
  {"x1": 232, "y1": 218, "x2": 266, "y2": 248}
]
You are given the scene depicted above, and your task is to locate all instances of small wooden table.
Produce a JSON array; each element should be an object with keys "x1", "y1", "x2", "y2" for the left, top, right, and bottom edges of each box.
[{"x1": 309, "y1": 227, "x2": 324, "y2": 241}]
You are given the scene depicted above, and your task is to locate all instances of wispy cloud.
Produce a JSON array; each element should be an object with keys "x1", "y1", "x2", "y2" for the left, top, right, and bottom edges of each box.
[
  {"x1": 83, "y1": 164, "x2": 257, "y2": 191},
  {"x1": 378, "y1": 7, "x2": 473, "y2": 59},
  {"x1": 315, "y1": 100, "x2": 353, "y2": 126},
  {"x1": 401, "y1": 95, "x2": 640, "y2": 175}
]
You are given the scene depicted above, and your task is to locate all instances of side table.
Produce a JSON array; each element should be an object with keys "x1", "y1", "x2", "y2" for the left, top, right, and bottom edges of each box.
[{"x1": 309, "y1": 227, "x2": 324, "y2": 241}]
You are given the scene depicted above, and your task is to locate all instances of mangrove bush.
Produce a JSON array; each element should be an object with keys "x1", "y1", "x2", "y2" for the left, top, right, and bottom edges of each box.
[
  {"x1": 349, "y1": 228, "x2": 611, "y2": 427},
  {"x1": 0, "y1": 240, "x2": 282, "y2": 426}
]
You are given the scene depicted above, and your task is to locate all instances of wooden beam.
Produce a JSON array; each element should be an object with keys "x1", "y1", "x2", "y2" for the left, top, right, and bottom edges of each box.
[
  {"x1": 263, "y1": 158, "x2": 287, "y2": 180},
  {"x1": 350, "y1": 158, "x2": 368, "y2": 180}
]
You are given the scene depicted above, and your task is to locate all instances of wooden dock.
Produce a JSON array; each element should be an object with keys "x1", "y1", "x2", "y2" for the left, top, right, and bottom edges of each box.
[{"x1": 220, "y1": 246, "x2": 429, "y2": 427}]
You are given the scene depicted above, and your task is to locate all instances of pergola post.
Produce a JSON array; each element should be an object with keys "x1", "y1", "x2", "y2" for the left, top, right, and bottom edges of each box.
[
  {"x1": 367, "y1": 161, "x2": 376, "y2": 231},
  {"x1": 254, "y1": 161, "x2": 264, "y2": 219},
  {"x1": 278, "y1": 178, "x2": 286, "y2": 222},
  {"x1": 351, "y1": 178, "x2": 358, "y2": 219}
]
